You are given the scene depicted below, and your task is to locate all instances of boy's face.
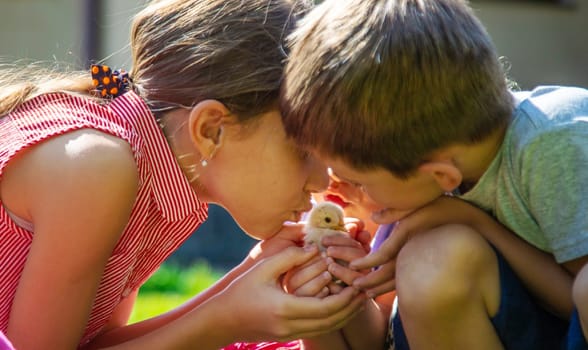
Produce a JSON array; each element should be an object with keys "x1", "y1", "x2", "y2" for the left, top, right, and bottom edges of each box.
[
  {"x1": 320, "y1": 155, "x2": 446, "y2": 223},
  {"x1": 312, "y1": 169, "x2": 381, "y2": 235}
]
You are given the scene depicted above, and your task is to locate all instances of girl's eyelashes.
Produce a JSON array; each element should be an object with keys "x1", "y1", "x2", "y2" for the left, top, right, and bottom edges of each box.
[
  {"x1": 294, "y1": 147, "x2": 311, "y2": 161},
  {"x1": 300, "y1": 149, "x2": 311, "y2": 160},
  {"x1": 328, "y1": 169, "x2": 364, "y2": 189}
]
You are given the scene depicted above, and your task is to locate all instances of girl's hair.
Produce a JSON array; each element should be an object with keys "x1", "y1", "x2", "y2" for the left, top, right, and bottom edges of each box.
[
  {"x1": 0, "y1": 63, "x2": 95, "y2": 117},
  {"x1": 130, "y1": 0, "x2": 311, "y2": 121},
  {"x1": 281, "y1": 0, "x2": 515, "y2": 178},
  {"x1": 0, "y1": 0, "x2": 311, "y2": 122}
]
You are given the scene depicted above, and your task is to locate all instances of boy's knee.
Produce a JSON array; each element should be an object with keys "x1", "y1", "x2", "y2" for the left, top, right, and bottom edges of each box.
[
  {"x1": 396, "y1": 224, "x2": 499, "y2": 316},
  {"x1": 573, "y1": 264, "x2": 588, "y2": 310}
]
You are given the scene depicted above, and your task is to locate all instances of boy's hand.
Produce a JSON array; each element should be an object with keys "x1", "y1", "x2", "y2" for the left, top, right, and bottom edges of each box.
[
  {"x1": 322, "y1": 229, "x2": 372, "y2": 288},
  {"x1": 350, "y1": 196, "x2": 470, "y2": 296}
]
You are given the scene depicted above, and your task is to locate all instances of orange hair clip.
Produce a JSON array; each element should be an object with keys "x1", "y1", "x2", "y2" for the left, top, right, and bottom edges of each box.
[{"x1": 90, "y1": 64, "x2": 130, "y2": 98}]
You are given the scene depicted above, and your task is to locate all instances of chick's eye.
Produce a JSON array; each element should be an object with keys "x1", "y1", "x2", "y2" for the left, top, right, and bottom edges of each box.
[{"x1": 325, "y1": 217, "x2": 332, "y2": 223}]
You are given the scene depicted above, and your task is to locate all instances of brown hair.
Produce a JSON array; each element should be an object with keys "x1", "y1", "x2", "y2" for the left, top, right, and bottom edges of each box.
[
  {"x1": 281, "y1": 0, "x2": 514, "y2": 178},
  {"x1": 130, "y1": 0, "x2": 311, "y2": 121},
  {"x1": 0, "y1": 0, "x2": 311, "y2": 123}
]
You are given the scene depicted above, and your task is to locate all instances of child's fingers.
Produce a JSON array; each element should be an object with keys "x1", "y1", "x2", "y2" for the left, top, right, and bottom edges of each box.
[
  {"x1": 273, "y1": 287, "x2": 367, "y2": 340},
  {"x1": 348, "y1": 249, "x2": 390, "y2": 271},
  {"x1": 257, "y1": 245, "x2": 319, "y2": 280},
  {"x1": 343, "y1": 217, "x2": 364, "y2": 237},
  {"x1": 349, "y1": 225, "x2": 405, "y2": 270},
  {"x1": 364, "y1": 280, "x2": 396, "y2": 298},
  {"x1": 327, "y1": 261, "x2": 366, "y2": 286},
  {"x1": 355, "y1": 230, "x2": 373, "y2": 252},
  {"x1": 278, "y1": 286, "x2": 362, "y2": 321},
  {"x1": 290, "y1": 272, "x2": 333, "y2": 297},
  {"x1": 322, "y1": 234, "x2": 363, "y2": 248},
  {"x1": 352, "y1": 260, "x2": 397, "y2": 292},
  {"x1": 283, "y1": 259, "x2": 333, "y2": 297},
  {"x1": 326, "y1": 245, "x2": 368, "y2": 263},
  {"x1": 283, "y1": 255, "x2": 326, "y2": 288},
  {"x1": 327, "y1": 281, "x2": 345, "y2": 295}
]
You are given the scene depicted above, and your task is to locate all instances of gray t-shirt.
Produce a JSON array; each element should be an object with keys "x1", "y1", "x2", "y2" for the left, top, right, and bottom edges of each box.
[{"x1": 461, "y1": 86, "x2": 588, "y2": 263}]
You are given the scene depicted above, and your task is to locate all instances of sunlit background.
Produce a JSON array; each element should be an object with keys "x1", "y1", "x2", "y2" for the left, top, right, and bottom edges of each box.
[{"x1": 1, "y1": 0, "x2": 587, "y2": 322}]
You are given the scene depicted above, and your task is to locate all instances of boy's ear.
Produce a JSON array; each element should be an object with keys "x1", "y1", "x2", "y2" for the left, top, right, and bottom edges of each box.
[
  {"x1": 418, "y1": 161, "x2": 463, "y2": 192},
  {"x1": 187, "y1": 100, "x2": 229, "y2": 158}
]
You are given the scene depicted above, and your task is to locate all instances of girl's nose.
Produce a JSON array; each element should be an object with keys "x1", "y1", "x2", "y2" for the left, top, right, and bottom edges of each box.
[{"x1": 305, "y1": 157, "x2": 329, "y2": 193}]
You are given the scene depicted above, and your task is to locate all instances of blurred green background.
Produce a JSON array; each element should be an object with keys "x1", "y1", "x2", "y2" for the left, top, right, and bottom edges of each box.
[{"x1": 129, "y1": 262, "x2": 223, "y2": 324}]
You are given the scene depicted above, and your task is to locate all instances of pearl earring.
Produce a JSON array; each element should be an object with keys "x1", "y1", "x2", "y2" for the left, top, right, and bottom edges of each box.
[{"x1": 201, "y1": 159, "x2": 208, "y2": 167}]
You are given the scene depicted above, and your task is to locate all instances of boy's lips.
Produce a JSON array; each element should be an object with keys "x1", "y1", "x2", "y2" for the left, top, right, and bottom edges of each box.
[{"x1": 324, "y1": 194, "x2": 348, "y2": 208}]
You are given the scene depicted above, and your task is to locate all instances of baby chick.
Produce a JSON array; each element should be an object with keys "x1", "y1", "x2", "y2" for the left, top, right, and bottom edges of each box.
[
  {"x1": 303, "y1": 201, "x2": 350, "y2": 285},
  {"x1": 303, "y1": 201, "x2": 349, "y2": 251}
]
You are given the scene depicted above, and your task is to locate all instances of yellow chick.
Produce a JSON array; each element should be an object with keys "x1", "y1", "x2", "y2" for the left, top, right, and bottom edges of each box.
[{"x1": 303, "y1": 201, "x2": 349, "y2": 251}]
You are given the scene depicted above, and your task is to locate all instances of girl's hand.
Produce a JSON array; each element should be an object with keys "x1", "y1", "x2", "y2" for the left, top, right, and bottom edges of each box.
[
  {"x1": 283, "y1": 226, "x2": 373, "y2": 297},
  {"x1": 282, "y1": 255, "x2": 332, "y2": 298},
  {"x1": 248, "y1": 222, "x2": 305, "y2": 261},
  {"x1": 219, "y1": 246, "x2": 367, "y2": 342}
]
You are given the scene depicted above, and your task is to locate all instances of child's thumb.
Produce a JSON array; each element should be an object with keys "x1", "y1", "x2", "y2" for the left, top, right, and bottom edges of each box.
[{"x1": 258, "y1": 245, "x2": 319, "y2": 277}]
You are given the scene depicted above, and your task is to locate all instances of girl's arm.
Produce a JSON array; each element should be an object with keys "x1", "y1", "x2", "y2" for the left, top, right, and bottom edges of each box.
[
  {"x1": 90, "y1": 223, "x2": 309, "y2": 347},
  {"x1": 2, "y1": 129, "x2": 139, "y2": 350},
  {"x1": 94, "y1": 247, "x2": 365, "y2": 349},
  {"x1": 90, "y1": 226, "x2": 366, "y2": 349},
  {"x1": 89, "y1": 250, "x2": 265, "y2": 347}
]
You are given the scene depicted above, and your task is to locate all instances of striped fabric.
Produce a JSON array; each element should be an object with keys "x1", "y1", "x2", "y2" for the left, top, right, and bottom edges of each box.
[
  {"x1": 223, "y1": 341, "x2": 302, "y2": 350},
  {"x1": 0, "y1": 91, "x2": 208, "y2": 346}
]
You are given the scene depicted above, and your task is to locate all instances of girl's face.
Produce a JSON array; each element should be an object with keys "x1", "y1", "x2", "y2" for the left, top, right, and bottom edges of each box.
[{"x1": 199, "y1": 109, "x2": 328, "y2": 239}]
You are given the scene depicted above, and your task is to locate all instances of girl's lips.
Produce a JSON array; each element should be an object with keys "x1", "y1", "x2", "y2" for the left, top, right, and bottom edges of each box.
[{"x1": 324, "y1": 194, "x2": 348, "y2": 208}]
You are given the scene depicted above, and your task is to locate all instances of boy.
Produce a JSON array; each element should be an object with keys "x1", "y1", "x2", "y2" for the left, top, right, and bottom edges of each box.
[{"x1": 281, "y1": 0, "x2": 588, "y2": 348}]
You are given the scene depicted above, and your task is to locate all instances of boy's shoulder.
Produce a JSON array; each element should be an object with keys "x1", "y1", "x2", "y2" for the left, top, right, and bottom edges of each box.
[
  {"x1": 509, "y1": 85, "x2": 588, "y2": 144},
  {"x1": 499, "y1": 85, "x2": 588, "y2": 177},
  {"x1": 513, "y1": 85, "x2": 588, "y2": 124}
]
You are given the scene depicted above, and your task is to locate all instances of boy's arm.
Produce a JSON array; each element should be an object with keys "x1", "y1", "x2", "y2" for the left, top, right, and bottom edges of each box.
[{"x1": 352, "y1": 196, "x2": 573, "y2": 319}]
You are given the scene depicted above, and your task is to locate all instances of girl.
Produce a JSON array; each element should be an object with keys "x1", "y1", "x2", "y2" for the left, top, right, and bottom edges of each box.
[
  {"x1": 229, "y1": 170, "x2": 397, "y2": 350},
  {"x1": 0, "y1": 0, "x2": 365, "y2": 349}
]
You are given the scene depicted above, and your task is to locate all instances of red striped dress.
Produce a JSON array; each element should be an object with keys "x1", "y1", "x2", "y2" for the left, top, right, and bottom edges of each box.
[{"x1": 0, "y1": 91, "x2": 208, "y2": 346}]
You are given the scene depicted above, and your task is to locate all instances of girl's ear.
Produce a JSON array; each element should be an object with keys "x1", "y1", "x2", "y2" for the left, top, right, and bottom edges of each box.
[
  {"x1": 418, "y1": 161, "x2": 463, "y2": 192},
  {"x1": 187, "y1": 100, "x2": 229, "y2": 158}
]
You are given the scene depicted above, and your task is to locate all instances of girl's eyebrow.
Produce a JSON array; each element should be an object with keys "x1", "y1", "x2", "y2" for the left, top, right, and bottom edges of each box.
[{"x1": 329, "y1": 169, "x2": 360, "y2": 186}]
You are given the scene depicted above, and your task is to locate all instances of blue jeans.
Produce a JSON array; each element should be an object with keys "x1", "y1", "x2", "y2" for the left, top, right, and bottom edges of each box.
[{"x1": 392, "y1": 248, "x2": 587, "y2": 350}]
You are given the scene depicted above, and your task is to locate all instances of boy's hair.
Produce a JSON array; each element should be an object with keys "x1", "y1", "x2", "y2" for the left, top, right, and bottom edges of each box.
[
  {"x1": 281, "y1": 0, "x2": 515, "y2": 178},
  {"x1": 1, "y1": 0, "x2": 310, "y2": 123}
]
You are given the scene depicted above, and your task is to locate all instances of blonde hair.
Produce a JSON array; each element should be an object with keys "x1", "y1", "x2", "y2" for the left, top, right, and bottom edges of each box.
[
  {"x1": 0, "y1": 62, "x2": 95, "y2": 116},
  {"x1": 1, "y1": 0, "x2": 311, "y2": 122}
]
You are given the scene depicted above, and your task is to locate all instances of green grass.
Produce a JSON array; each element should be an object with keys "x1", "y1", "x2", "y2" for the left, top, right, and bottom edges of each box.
[{"x1": 129, "y1": 261, "x2": 223, "y2": 324}]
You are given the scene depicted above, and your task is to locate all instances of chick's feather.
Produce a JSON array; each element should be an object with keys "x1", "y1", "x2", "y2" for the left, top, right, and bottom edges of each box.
[{"x1": 303, "y1": 202, "x2": 348, "y2": 251}]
